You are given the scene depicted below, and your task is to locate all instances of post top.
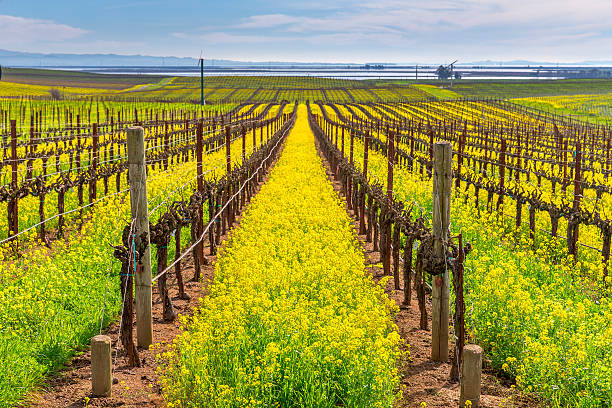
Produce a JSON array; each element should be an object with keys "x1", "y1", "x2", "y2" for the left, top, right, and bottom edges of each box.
[
  {"x1": 92, "y1": 335, "x2": 112, "y2": 344},
  {"x1": 434, "y1": 140, "x2": 452, "y2": 146},
  {"x1": 127, "y1": 126, "x2": 144, "y2": 132},
  {"x1": 464, "y1": 344, "x2": 483, "y2": 354}
]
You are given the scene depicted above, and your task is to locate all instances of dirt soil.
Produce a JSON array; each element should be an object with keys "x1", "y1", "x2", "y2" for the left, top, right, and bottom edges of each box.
[{"x1": 315, "y1": 138, "x2": 540, "y2": 408}]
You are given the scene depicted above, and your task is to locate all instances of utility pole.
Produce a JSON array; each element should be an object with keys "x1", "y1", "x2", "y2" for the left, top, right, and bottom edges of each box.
[
  {"x1": 449, "y1": 60, "x2": 458, "y2": 89},
  {"x1": 200, "y1": 57, "x2": 205, "y2": 106}
]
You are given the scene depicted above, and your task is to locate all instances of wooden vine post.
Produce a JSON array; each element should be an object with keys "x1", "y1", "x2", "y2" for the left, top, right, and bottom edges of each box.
[
  {"x1": 8, "y1": 120, "x2": 18, "y2": 242},
  {"x1": 225, "y1": 126, "x2": 232, "y2": 225},
  {"x1": 432, "y1": 141, "x2": 452, "y2": 362},
  {"x1": 569, "y1": 142, "x2": 582, "y2": 259},
  {"x1": 242, "y1": 125, "x2": 246, "y2": 161},
  {"x1": 194, "y1": 121, "x2": 204, "y2": 280},
  {"x1": 455, "y1": 123, "x2": 466, "y2": 190},
  {"x1": 359, "y1": 131, "x2": 369, "y2": 235},
  {"x1": 450, "y1": 234, "x2": 466, "y2": 381},
  {"x1": 252, "y1": 124, "x2": 257, "y2": 153},
  {"x1": 497, "y1": 139, "x2": 506, "y2": 215},
  {"x1": 341, "y1": 125, "x2": 345, "y2": 157},
  {"x1": 127, "y1": 126, "x2": 153, "y2": 349},
  {"x1": 90, "y1": 124, "x2": 99, "y2": 204},
  {"x1": 348, "y1": 130, "x2": 354, "y2": 208},
  {"x1": 384, "y1": 130, "x2": 395, "y2": 280}
]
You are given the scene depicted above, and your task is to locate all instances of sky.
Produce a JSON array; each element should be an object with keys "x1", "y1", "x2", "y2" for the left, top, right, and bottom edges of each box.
[{"x1": 1, "y1": 0, "x2": 612, "y2": 63}]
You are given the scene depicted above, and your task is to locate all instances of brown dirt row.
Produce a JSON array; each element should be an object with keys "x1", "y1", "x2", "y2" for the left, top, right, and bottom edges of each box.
[{"x1": 314, "y1": 136, "x2": 540, "y2": 408}]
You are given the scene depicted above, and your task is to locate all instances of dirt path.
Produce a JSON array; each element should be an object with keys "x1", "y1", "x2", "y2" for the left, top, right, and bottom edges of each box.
[{"x1": 314, "y1": 134, "x2": 539, "y2": 408}]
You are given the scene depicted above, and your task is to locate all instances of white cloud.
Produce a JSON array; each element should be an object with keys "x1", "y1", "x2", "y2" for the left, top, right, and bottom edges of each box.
[
  {"x1": 173, "y1": 31, "x2": 289, "y2": 45},
  {"x1": 190, "y1": 0, "x2": 611, "y2": 62},
  {"x1": 0, "y1": 15, "x2": 87, "y2": 48},
  {"x1": 236, "y1": 14, "x2": 301, "y2": 29}
]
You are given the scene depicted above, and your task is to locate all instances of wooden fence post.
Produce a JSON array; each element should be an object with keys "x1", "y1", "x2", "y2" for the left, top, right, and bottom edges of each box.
[
  {"x1": 226, "y1": 126, "x2": 233, "y2": 226},
  {"x1": 164, "y1": 121, "x2": 169, "y2": 170},
  {"x1": 460, "y1": 345, "x2": 483, "y2": 408},
  {"x1": 8, "y1": 120, "x2": 18, "y2": 245},
  {"x1": 91, "y1": 335, "x2": 112, "y2": 397},
  {"x1": 226, "y1": 126, "x2": 232, "y2": 174},
  {"x1": 402, "y1": 235, "x2": 414, "y2": 306},
  {"x1": 569, "y1": 142, "x2": 582, "y2": 258},
  {"x1": 497, "y1": 139, "x2": 506, "y2": 214},
  {"x1": 90, "y1": 124, "x2": 99, "y2": 203},
  {"x1": 252, "y1": 123, "x2": 257, "y2": 153},
  {"x1": 359, "y1": 131, "x2": 369, "y2": 235},
  {"x1": 127, "y1": 126, "x2": 153, "y2": 349},
  {"x1": 194, "y1": 121, "x2": 204, "y2": 280},
  {"x1": 450, "y1": 234, "x2": 465, "y2": 381},
  {"x1": 385, "y1": 130, "x2": 395, "y2": 279},
  {"x1": 242, "y1": 125, "x2": 246, "y2": 162},
  {"x1": 456, "y1": 123, "x2": 465, "y2": 190},
  {"x1": 432, "y1": 141, "x2": 452, "y2": 362},
  {"x1": 341, "y1": 125, "x2": 345, "y2": 157},
  {"x1": 348, "y1": 130, "x2": 354, "y2": 208}
]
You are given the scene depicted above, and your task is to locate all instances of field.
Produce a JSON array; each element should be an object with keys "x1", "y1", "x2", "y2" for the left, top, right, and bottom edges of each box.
[
  {"x1": 1, "y1": 71, "x2": 612, "y2": 408},
  {"x1": 440, "y1": 78, "x2": 612, "y2": 99}
]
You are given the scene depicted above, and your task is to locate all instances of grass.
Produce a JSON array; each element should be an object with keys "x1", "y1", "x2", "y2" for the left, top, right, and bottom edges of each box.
[
  {"x1": 514, "y1": 94, "x2": 612, "y2": 125},
  {"x1": 2, "y1": 67, "x2": 165, "y2": 90},
  {"x1": 434, "y1": 78, "x2": 612, "y2": 99},
  {"x1": 412, "y1": 84, "x2": 460, "y2": 100}
]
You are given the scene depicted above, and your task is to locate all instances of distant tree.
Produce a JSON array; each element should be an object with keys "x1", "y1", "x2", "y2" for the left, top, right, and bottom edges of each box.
[
  {"x1": 454, "y1": 71, "x2": 462, "y2": 80},
  {"x1": 49, "y1": 88, "x2": 63, "y2": 100},
  {"x1": 436, "y1": 65, "x2": 452, "y2": 80}
]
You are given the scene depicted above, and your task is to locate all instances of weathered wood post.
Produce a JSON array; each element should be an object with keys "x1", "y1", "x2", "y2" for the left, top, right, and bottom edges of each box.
[
  {"x1": 91, "y1": 335, "x2": 112, "y2": 397},
  {"x1": 450, "y1": 234, "x2": 465, "y2": 381},
  {"x1": 359, "y1": 131, "x2": 369, "y2": 235},
  {"x1": 226, "y1": 126, "x2": 232, "y2": 174},
  {"x1": 432, "y1": 141, "x2": 452, "y2": 362},
  {"x1": 569, "y1": 142, "x2": 582, "y2": 259},
  {"x1": 348, "y1": 130, "x2": 354, "y2": 208},
  {"x1": 194, "y1": 121, "x2": 204, "y2": 281},
  {"x1": 384, "y1": 130, "x2": 395, "y2": 278},
  {"x1": 341, "y1": 125, "x2": 345, "y2": 157},
  {"x1": 252, "y1": 123, "x2": 257, "y2": 153},
  {"x1": 455, "y1": 123, "x2": 465, "y2": 190},
  {"x1": 8, "y1": 120, "x2": 18, "y2": 241},
  {"x1": 497, "y1": 139, "x2": 506, "y2": 215},
  {"x1": 90, "y1": 123, "x2": 99, "y2": 203},
  {"x1": 225, "y1": 126, "x2": 233, "y2": 226},
  {"x1": 127, "y1": 126, "x2": 153, "y2": 348},
  {"x1": 460, "y1": 344, "x2": 483, "y2": 408},
  {"x1": 242, "y1": 125, "x2": 246, "y2": 162}
]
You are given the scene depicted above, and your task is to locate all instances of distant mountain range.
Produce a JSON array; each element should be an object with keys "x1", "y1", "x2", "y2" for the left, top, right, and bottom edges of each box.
[
  {"x1": 463, "y1": 59, "x2": 612, "y2": 66},
  {"x1": 1, "y1": 49, "x2": 612, "y2": 68},
  {"x1": 0, "y1": 49, "x2": 364, "y2": 67}
]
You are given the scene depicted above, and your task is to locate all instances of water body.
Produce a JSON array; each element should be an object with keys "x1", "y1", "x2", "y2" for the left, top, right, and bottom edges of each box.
[{"x1": 44, "y1": 65, "x2": 571, "y2": 81}]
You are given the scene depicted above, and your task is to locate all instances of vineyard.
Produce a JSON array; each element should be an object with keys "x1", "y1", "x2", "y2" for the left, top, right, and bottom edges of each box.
[{"x1": 1, "y1": 73, "x2": 612, "y2": 408}]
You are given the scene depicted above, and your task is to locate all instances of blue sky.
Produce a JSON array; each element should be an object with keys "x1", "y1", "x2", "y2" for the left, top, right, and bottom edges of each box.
[{"x1": 1, "y1": 0, "x2": 611, "y2": 63}]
